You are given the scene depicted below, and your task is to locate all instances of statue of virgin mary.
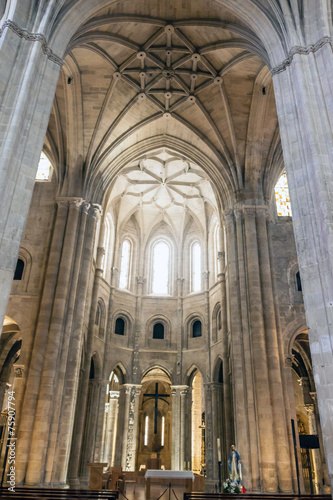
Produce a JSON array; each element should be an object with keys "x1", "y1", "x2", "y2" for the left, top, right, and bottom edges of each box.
[{"x1": 228, "y1": 445, "x2": 241, "y2": 483}]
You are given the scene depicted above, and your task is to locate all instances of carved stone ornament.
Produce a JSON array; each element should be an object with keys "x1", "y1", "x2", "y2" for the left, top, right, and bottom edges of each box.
[
  {"x1": 14, "y1": 364, "x2": 24, "y2": 378},
  {"x1": 0, "y1": 20, "x2": 63, "y2": 66},
  {"x1": 271, "y1": 36, "x2": 332, "y2": 76}
]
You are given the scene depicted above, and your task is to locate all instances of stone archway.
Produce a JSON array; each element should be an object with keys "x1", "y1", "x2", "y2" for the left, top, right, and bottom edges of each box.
[{"x1": 136, "y1": 368, "x2": 172, "y2": 471}]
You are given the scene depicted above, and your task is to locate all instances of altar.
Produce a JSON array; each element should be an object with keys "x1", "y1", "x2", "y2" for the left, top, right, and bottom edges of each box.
[{"x1": 145, "y1": 470, "x2": 194, "y2": 499}]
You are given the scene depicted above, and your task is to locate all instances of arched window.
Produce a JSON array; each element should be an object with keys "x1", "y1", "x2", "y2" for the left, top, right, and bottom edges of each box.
[
  {"x1": 275, "y1": 171, "x2": 292, "y2": 216},
  {"x1": 119, "y1": 239, "x2": 131, "y2": 289},
  {"x1": 115, "y1": 318, "x2": 125, "y2": 336},
  {"x1": 13, "y1": 259, "x2": 24, "y2": 280},
  {"x1": 214, "y1": 224, "x2": 220, "y2": 280},
  {"x1": 296, "y1": 271, "x2": 302, "y2": 292},
  {"x1": 95, "y1": 303, "x2": 101, "y2": 326},
  {"x1": 191, "y1": 242, "x2": 201, "y2": 292},
  {"x1": 144, "y1": 415, "x2": 149, "y2": 446},
  {"x1": 153, "y1": 323, "x2": 164, "y2": 339},
  {"x1": 152, "y1": 241, "x2": 170, "y2": 295},
  {"x1": 36, "y1": 152, "x2": 53, "y2": 181},
  {"x1": 192, "y1": 320, "x2": 202, "y2": 338}
]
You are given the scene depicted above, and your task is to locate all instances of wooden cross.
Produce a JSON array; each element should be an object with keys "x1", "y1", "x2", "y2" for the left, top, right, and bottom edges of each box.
[{"x1": 143, "y1": 382, "x2": 170, "y2": 434}]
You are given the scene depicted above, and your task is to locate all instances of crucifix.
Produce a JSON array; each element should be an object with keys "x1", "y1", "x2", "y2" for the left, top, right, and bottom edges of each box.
[{"x1": 143, "y1": 382, "x2": 170, "y2": 434}]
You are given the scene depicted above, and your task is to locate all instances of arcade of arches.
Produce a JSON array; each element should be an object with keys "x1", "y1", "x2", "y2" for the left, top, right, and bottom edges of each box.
[{"x1": 0, "y1": 0, "x2": 333, "y2": 494}]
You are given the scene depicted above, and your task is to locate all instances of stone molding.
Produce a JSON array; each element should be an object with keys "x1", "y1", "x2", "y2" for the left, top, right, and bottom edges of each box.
[
  {"x1": 0, "y1": 19, "x2": 63, "y2": 67},
  {"x1": 271, "y1": 36, "x2": 332, "y2": 76}
]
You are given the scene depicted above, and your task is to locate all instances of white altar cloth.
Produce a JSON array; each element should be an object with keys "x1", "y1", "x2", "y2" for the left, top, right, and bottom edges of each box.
[
  {"x1": 145, "y1": 470, "x2": 194, "y2": 480},
  {"x1": 145, "y1": 470, "x2": 194, "y2": 499}
]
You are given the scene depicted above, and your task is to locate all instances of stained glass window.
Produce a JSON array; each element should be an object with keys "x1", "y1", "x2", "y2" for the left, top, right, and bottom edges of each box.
[
  {"x1": 36, "y1": 152, "x2": 53, "y2": 181},
  {"x1": 119, "y1": 239, "x2": 131, "y2": 289},
  {"x1": 275, "y1": 171, "x2": 292, "y2": 216}
]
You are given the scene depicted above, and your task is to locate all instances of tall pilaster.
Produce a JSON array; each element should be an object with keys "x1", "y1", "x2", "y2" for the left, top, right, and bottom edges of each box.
[
  {"x1": 171, "y1": 385, "x2": 189, "y2": 470},
  {"x1": 103, "y1": 391, "x2": 119, "y2": 466},
  {"x1": 25, "y1": 198, "x2": 83, "y2": 485},
  {"x1": 16, "y1": 199, "x2": 69, "y2": 484},
  {"x1": 120, "y1": 384, "x2": 141, "y2": 471},
  {"x1": 273, "y1": 30, "x2": 333, "y2": 483},
  {"x1": 204, "y1": 383, "x2": 214, "y2": 482},
  {"x1": 67, "y1": 227, "x2": 106, "y2": 486},
  {"x1": 223, "y1": 211, "x2": 252, "y2": 486},
  {"x1": 284, "y1": 355, "x2": 305, "y2": 494},
  {"x1": 53, "y1": 203, "x2": 101, "y2": 484},
  {"x1": 176, "y1": 278, "x2": 184, "y2": 384},
  {"x1": 0, "y1": 13, "x2": 62, "y2": 329},
  {"x1": 256, "y1": 207, "x2": 293, "y2": 491},
  {"x1": 243, "y1": 206, "x2": 278, "y2": 491}
]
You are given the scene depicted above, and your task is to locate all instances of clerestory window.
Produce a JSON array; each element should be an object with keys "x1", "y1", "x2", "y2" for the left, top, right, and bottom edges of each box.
[
  {"x1": 191, "y1": 241, "x2": 201, "y2": 292},
  {"x1": 119, "y1": 239, "x2": 131, "y2": 289},
  {"x1": 275, "y1": 171, "x2": 292, "y2": 216},
  {"x1": 152, "y1": 240, "x2": 170, "y2": 295}
]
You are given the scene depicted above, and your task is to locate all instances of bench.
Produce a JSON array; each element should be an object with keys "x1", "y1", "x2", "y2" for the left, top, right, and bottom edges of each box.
[
  {"x1": 184, "y1": 494, "x2": 331, "y2": 500},
  {"x1": 0, "y1": 486, "x2": 118, "y2": 500}
]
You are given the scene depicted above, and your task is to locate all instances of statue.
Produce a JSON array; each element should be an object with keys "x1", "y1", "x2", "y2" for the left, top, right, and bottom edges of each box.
[{"x1": 228, "y1": 445, "x2": 241, "y2": 483}]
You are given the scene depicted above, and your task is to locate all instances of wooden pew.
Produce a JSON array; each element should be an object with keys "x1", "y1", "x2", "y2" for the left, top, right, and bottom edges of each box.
[
  {"x1": 184, "y1": 494, "x2": 331, "y2": 500},
  {"x1": 0, "y1": 486, "x2": 118, "y2": 500}
]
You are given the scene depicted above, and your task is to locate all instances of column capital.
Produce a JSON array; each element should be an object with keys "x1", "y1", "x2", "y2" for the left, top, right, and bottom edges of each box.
[
  {"x1": 309, "y1": 392, "x2": 317, "y2": 404},
  {"x1": 304, "y1": 404, "x2": 315, "y2": 415},
  {"x1": 171, "y1": 385, "x2": 189, "y2": 396},
  {"x1": 285, "y1": 354, "x2": 295, "y2": 368},
  {"x1": 56, "y1": 196, "x2": 83, "y2": 208},
  {"x1": 89, "y1": 203, "x2": 102, "y2": 220},
  {"x1": 109, "y1": 390, "x2": 120, "y2": 399},
  {"x1": 123, "y1": 383, "x2": 142, "y2": 396},
  {"x1": 222, "y1": 209, "x2": 234, "y2": 226},
  {"x1": 13, "y1": 363, "x2": 25, "y2": 378}
]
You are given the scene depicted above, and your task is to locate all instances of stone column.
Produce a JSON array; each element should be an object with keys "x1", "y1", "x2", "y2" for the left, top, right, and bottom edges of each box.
[
  {"x1": 67, "y1": 232, "x2": 105, "y2": 485},
  {"x1": 25, "y1": 198, "x2": 83, "y2": 485},
  {"x1": 171, "y1": 385, "x2": 189, "y2": 470},
  {"x1": 120, "y1": 384, "x2": 141, "y2": 471},
  {"x1": 273, "y1": 35, "x2": 333, "y2": 484},
  {"x1": 103, "y1": 391, "x2": 119, "y2": 466},
  {"x1": 0, "y1": 15, "x2": 62, "y2": 330},
  {"x1": 133, "y1": 278, "x2": 145, "y2": 381},
  {"x1": 113, "y1": 386, "x2": 127, "y2": 468},
  {"x1": 243, "y1": 206, "x2": 277, "y2": 491},
  {"x1": 256, "y1": 208, "x2": 293, "y2": 491},
  {"x1": 223, "y1": 211, "x2": 253, "y2": 487},
  {"x1": 204, "y1": 383, "x2": 214, "y2": 483},
  {"x1": 211, "y1": 382, "x2": 223, "y2": 481},
  {"x1": 44, "y1": 201, "x2": 90, "y2": 484},
  {"x1": 15, "y1": 199, "x2": 69, "y2": 484},
  {"x1": 180, "y1": 386, "x2": 190, "y2": 471},
  {"x1": 176, "y1": 278, "x2": 184, "y2": 382},
  {"x1": 93, "y1": 379, "x2": 109, "y2": 465},
  {"x1": 79, "y1": 378, "x2": 103, "y2": 485},
  {"x1": 53, "y1": 203, "x2": 101, "y2": 484},
  {"x1": 284, "y1": 355, "x2": 305, "y2": 494}
]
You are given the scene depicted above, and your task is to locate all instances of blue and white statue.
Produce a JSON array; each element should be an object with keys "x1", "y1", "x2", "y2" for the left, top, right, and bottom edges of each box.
[{"x1": 228, "y1": 445, "x2": 241, "y2": 483}]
